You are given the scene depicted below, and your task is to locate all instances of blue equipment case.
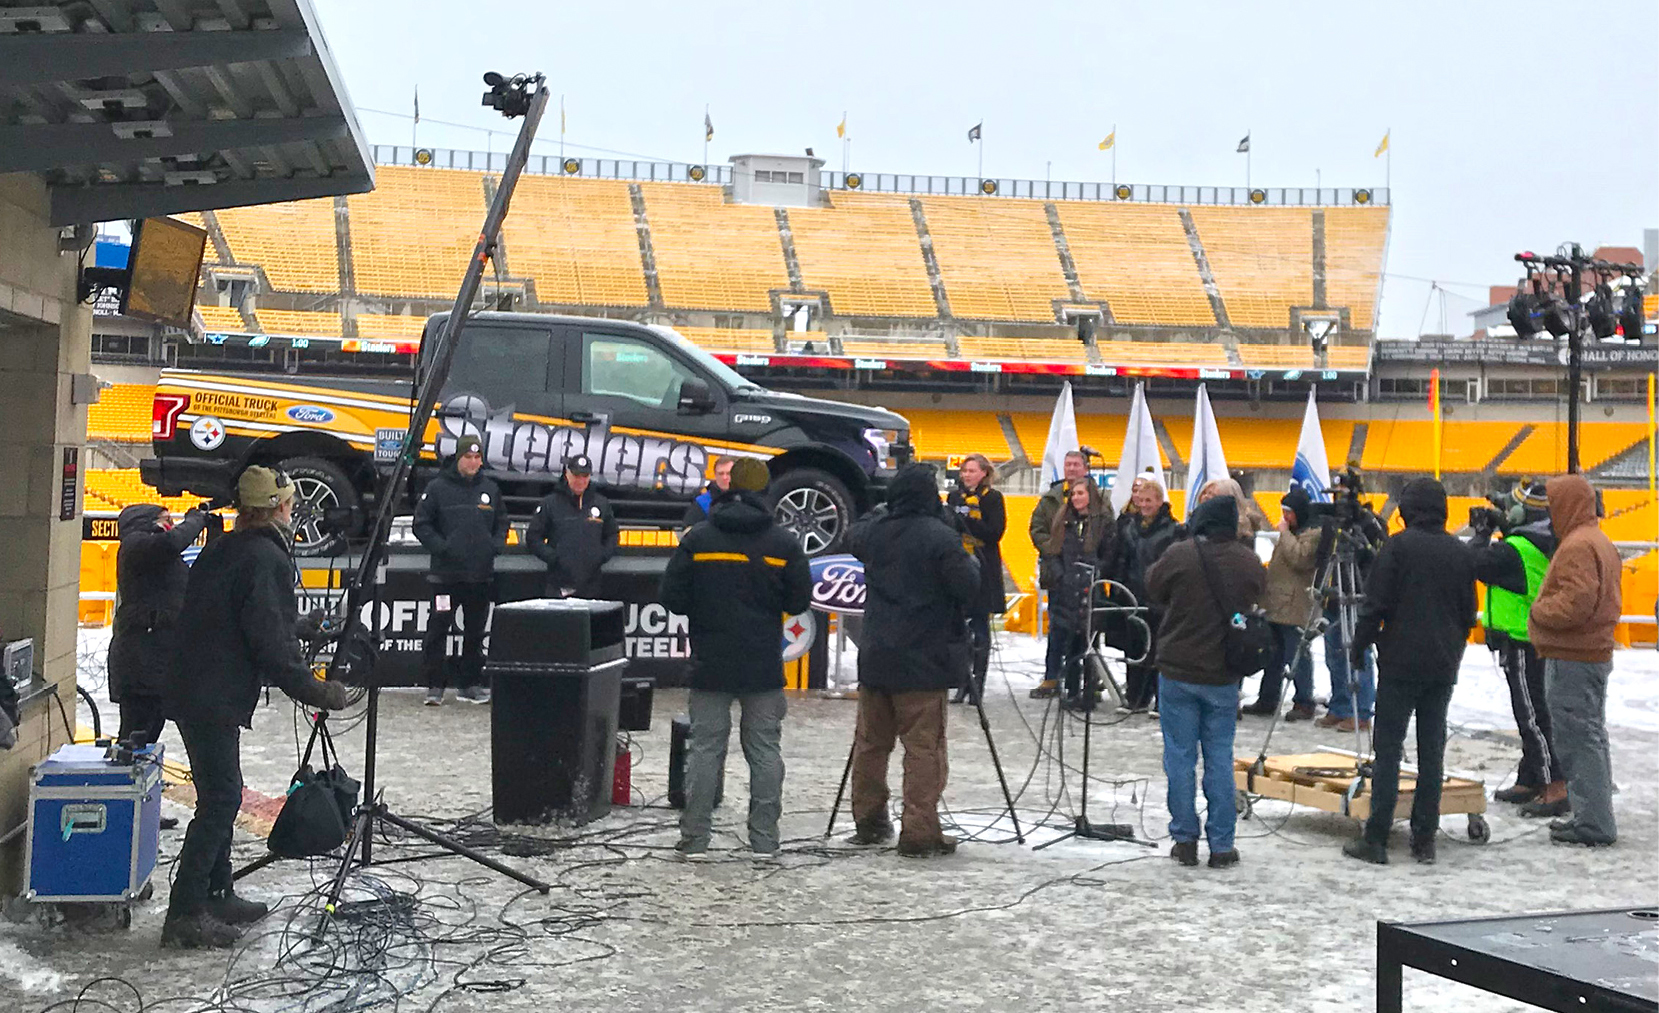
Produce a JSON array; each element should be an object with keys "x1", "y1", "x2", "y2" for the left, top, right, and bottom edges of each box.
[{"x1": 25, "y1": 743, "x2": 164, "y2": 909}]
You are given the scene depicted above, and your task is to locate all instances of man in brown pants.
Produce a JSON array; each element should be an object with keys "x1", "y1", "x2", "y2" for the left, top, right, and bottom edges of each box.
[{"x1": 845, "y1": 464, "x2": 981, "y2": 856}]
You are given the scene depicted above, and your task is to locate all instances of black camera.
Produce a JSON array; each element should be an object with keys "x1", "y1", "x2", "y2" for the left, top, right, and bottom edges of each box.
[
  {"x1": 481, "y1": 71, "x2": 541, "y2": 119},
  {"x1": 1469, "y1": 505, "x2": 1505, "y2": 533}
]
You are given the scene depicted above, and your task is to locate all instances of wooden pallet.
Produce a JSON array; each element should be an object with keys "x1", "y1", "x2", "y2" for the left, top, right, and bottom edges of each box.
[{"x1": 1234, "y1": 751, "x2": 1487, "y2": 823}]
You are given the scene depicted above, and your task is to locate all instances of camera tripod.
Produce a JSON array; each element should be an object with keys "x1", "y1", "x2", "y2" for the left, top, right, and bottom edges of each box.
[
  {"x1": 1032, "y1": 575, "x2": 1158, "y2": 851},
  {"x1": 1246, "y1": 520, "x2": 1374, "y2": 807},
  {"x1": 824, "y1": 625, "x2": 1025, "y2": 845}
]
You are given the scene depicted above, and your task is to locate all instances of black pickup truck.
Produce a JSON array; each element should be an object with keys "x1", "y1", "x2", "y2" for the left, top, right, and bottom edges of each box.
[{"x1": 142, "y1": 312, "x2": 912, "y2": 555}]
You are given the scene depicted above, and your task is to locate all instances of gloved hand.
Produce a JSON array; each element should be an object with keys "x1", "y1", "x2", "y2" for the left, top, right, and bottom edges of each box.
[{"x1": 294, "y1": 675, "x2": 349, "y2": 712}]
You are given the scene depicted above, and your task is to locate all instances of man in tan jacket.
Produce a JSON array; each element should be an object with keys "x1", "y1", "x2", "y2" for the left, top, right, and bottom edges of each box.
[{"x1": 1528, "y1": 474, "x2": 1623, "y2": 846}]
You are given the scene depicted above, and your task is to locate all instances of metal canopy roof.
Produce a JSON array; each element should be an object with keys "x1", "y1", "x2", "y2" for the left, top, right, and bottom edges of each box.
[{"x1": 0, "y1": 0, "x2": 373, "y2": 226}]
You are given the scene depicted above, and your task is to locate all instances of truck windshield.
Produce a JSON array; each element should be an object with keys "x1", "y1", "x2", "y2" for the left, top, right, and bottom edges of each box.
[{"x1": 647, "y1": 325, "x2": 762, "y2": 393}]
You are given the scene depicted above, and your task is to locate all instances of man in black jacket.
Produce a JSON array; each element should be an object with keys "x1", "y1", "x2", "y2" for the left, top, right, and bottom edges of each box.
[
  {"x1": 660, "y1": 459, "x2": 811, "y2": 857},
  {"x1": 846, "y1": 464, "x2": 980, "y2": 857},
  {"x1": 163, "y1": 466, "x2": 348, "y2": 949},
  {"x1": 1344, "y1": 478, "x2": 1476, "y2": 866},
  {"x1": 413, "y1": 435, "x2": 509, "y2": 706},
  {"x1": 110, "y1": 502, "x2": 207, "y2": 746},
  {"x1": 1146, "y1": 495, "x2": 1266, "y2": 869},
  {"x1": 526, "y1": 454, "x2": 618, "y2": 598},
  {"x1": 678, "y1": 456, "x2": 734, "y2": 531}
]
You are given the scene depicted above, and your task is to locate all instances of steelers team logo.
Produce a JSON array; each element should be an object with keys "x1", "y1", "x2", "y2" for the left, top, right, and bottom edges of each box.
[{"x1": 189, "y1": 415, "x2": 226, "y2": 451}]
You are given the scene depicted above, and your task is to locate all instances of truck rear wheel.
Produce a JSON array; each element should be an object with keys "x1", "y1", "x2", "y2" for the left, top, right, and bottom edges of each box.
[
  {"x1": 280, "y1": 456, "x2": 361, "y2": 556},
  {"x1": 770, "y1": 467, "x2": 854, "y2": 556}
]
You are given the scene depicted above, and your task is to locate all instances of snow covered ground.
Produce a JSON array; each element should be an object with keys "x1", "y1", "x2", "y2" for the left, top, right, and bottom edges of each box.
[{"x1": 1, "y1": 627, "x2": 1653, "y2": 1012}]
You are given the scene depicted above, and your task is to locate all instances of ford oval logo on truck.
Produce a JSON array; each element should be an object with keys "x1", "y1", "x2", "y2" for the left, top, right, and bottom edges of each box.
[
  {"x1": 287, "y1": 405, "x2": 335, "y2": 424},
  {"x1": 808, "y1": 553, "x2": 865, "y2": 615}
]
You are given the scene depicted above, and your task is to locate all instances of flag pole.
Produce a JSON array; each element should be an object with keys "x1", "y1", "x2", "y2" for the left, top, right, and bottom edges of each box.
[
  {"x1": 1648, "y1": 371, "x2": 1656, "y2": 544},
  {"x1": 1385, "y1": 126, "x2": 1392, "y2": 197},
  {"x1": 559, "y1": 94, "x2": 565, "y2": 161},
  {"x1": 411, "y1": 86, "x2": 418, "y2": 151},
  {"x1": 1431, "y1": 367, "x2": 1442, "y2": 480},
  {"x1": 1111, "y1": 122, "x2": 1117, "y2": 188},
  {"x1": 977, "y1": 124, "x2": 984, "y2": 185},
  {"x1": 1246, "y1": 126, "x2": 1251, "y2": 191},
  {"x1": 841, "y1": 110, "x2": 848, "y2": 174}
]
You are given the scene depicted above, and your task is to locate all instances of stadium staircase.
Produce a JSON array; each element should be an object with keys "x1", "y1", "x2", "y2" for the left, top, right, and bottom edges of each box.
[
  {"x1": 1043, "y1": 202, "x2": 1088, "y2": 304},
  {"x1": 1483, "y1": 424, "x2": 1537, "y2": 474},
  {"x1": 1177, "y1": 208, "x2": 1231, "y2": 330},
  {"x1": 907, "y1": 197, "x2": 953, "y2": 321}
]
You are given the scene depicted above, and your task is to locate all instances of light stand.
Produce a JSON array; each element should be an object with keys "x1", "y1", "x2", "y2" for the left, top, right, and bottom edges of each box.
[
  {"x1": 311, "y1": 72, "x2": 555, "y2": 910},
  {"x1": 1032, "y1": 578, "x2": 1156, "y2": 851}
]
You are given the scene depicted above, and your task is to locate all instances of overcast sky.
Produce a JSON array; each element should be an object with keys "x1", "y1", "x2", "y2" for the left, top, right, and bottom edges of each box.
[{"x1": 312, "y1": 0, "x2": 1657, "y2": 339}]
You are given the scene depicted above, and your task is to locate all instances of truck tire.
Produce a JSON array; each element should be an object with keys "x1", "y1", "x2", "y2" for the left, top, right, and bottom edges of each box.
[
  {"x1": 280, "y1": 456, "x2": 361, "y2": 557},
  {"x1": 769, "y1": 467, "x2": 854, "y2": 556}
]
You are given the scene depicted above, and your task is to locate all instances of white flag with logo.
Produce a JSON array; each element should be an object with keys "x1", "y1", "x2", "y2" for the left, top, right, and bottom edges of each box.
[
  {"x1": 1040, "y1": 381, "x2": 1081, "y2": 487},
  {"x1": 1112, "y1": 382, "x2": 1165, "y2": 513},
  {"x1": 1183, "y1": 383, "x2": 1230, "y2": 516},
  {"x1": 1291, "y1": 387, "x2": 1331, "y2": 503}
]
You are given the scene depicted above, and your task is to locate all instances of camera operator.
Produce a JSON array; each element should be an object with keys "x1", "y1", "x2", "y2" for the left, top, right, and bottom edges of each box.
[
  {"x1": 1242, "y1": 486, "x2": 1320, "y2": 721},
  {"x1": 1528, "y1": 474, "x2": 1623, "y2": 847},
  {"x1": 162, "y1": 467, "x2": 348, "y2": 949},
  {"x1": 109, "y1": 502, "x2": 208, "y2": 748},
  {"x1": 660, "y1": 459, "x2": 811, "y2": 858},
  {"x1": 1035, "y1": 478, "x2": 1115, "y2": 708},
  {"x1": 846, "y1": 463, "x2": 980, "y2": 857},
  {"x1": 1343, "y1": 478, "x2": 1475, "y2": 866},
  {"x1": 527, "y1": 454, "x2": 618, "y2": 599},
  {"x1": 947, "y1": 454, "x2": 1006, "y2": 705},
  {"x1": 1113, "y1": 472, "x2": 1180, "y2": 714},
  {"x1": 413, "y1": 435, "x2": 509, "y2": 706},
  {"x1": 1468, "y1": 481, "x2": 1562, "y2": 812},
  {"x1": 679, "y1": 456, "x2": 735, "y2": 530},
  {"x1": 1146, "y1": 494, "x2": 1265, "y2": 868}
]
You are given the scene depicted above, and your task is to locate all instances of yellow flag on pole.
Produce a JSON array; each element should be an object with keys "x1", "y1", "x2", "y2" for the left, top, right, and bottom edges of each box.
[
  {"x1": 836, "y1": 114, "x2": 846, "y2": 139},
  {"x1": 1374, "y1": 130, "x2": 1389, "y2": 157},
  {"x1": 1098, "y1": 131, "x2": 1115, "y2": 151}
]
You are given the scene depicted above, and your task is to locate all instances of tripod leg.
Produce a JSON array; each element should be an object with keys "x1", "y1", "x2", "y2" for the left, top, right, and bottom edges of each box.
[
  {"x1": 319, "y1": 805, "x2": 374, "y2": 930},
  {"x1": 825, "y1": 733, "x2": 856, "y2": 839},
  {"x1": 377, "y1": 809, "x2": 551, "y2": 893},
  {"x1": 968, "y1": 679, "x2": 1024, "y2": 844},
  {"x1": 232, "y1": 850, "x2": 282, "y2": 882}
]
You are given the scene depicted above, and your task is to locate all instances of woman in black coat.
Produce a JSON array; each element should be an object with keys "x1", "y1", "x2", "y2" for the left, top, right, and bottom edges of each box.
[
  {"x1": 1113, "y1": 475, "x2": 1181, "y2": 713},
  {"x1": 109, "y1": 503, "x2": 207, "y2": 745},
  {"x1": 1035, "y1": 479, "x2": 1115, "y2": 708},
  {"x1": 946, "y1": 454, "x2": 1006, "y2": 704}
]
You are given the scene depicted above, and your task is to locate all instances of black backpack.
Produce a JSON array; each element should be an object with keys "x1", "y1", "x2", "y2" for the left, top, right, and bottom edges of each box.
[
  {"x1": 267, "y1": 724, "x2": 359, "y2": 858},
  {"x1": 1195, "y1": 541, "x2": 1271, "y2": 680}
]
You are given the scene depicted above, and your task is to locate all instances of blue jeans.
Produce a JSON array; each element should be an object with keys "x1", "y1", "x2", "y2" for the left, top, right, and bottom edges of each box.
[
  {"x1": 1324, "y1": 608, "x2": 1375, "y2": 720},
  {"x1": 1260, "y1": 621, "x2": 1314, "y2": 709},
  {"x1": 1160, "y1": 676, "x2": 1238, "y2": 853}
]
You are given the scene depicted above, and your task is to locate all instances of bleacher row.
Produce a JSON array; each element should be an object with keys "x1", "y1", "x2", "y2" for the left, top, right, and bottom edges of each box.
[
  {"x1": 88, "y1": 383, "x2": 1648, "y2": 480},
  {"x1": 186, "y1": 165, "x2": 1388, "y2": 332}
]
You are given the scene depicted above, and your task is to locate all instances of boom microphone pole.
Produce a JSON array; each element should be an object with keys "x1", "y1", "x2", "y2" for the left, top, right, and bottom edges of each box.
[{"x1": 315, "y1": 73, "x2": 555, "y2": 909}]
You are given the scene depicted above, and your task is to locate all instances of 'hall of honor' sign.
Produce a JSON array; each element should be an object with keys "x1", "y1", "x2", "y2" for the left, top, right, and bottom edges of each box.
[{"x1": 808, "y1": 555, "x2": 865, "y2": 615}]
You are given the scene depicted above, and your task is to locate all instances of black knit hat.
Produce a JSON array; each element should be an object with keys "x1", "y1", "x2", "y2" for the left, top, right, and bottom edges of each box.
[{"x1": 1280, "y1": 485, "x2": 1312, "y2": 528}]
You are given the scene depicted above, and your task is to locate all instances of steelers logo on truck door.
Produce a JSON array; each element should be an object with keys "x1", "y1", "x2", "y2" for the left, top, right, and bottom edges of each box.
[{"x1": 189, "y1": 415, "x2": 226, "y2": 450}]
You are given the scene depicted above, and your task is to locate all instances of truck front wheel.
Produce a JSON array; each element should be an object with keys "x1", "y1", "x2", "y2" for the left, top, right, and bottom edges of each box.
[
  {"x1": 279, "y1": 456, "x2": 362, "y2": 556},
  {"x1": 769, "y1": 467, "x2": 854, "y2": 556}
]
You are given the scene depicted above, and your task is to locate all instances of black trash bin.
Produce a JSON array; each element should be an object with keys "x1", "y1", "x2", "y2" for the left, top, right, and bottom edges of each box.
[{"x1": 486, "y1": 599, "x2": 627, "y2": 825}]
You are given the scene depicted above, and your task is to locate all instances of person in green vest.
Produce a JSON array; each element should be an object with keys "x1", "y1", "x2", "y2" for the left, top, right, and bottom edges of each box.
[{"x1": 1468, "y1": 480, "x2": 1563, "y2": 814}]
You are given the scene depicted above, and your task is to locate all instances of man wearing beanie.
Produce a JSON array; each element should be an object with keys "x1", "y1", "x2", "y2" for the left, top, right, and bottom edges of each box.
[
  {"x1": 413, "y1": 435, "x2": 509, "y2": 706},
  {"x1": 1343, "y1": 478, "x2": 1476, "y2": 866},
  {"x1": 527, "y1": 453, "x2": 618, "y2": 600},
  {"x1": 1243, "y1": 485, "x2": 1321, "y2": 720},
  {"x1": 163, "y1": 466, "x2": 348, "y2": 948},
  {"x1": 660, "y1": 458, "x2": 811, "y2": 857},
  {"x1": 1528, "y1": 474, "x2": 1623, "y2": 846}
]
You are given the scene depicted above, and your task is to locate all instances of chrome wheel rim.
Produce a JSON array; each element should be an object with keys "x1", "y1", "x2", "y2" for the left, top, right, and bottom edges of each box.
[
  {"x1": 290, "y1": 475, "x2": 340, "y2": 552},
  {"x1": 775, "y1": 487, "x2": 841, "y2": 555}
]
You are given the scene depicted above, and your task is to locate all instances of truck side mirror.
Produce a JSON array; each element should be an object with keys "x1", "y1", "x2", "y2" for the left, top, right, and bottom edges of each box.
[{"x1": 678, "y1": 378, "x2": 716, "y2": 414}]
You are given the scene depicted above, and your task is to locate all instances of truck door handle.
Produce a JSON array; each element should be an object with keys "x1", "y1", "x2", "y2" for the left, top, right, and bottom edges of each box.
[{"x1": 570, "y1": 411, "x2": 599, "y2": 424}]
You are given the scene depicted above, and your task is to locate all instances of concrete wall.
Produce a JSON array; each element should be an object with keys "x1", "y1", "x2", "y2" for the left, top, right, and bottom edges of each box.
[{"x1": 0, "y1": 173, "x2": 93, "y2": 894}]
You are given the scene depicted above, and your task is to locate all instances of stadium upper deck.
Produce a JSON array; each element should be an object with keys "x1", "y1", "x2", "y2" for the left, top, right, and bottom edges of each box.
[{"x1": 185, "y1": 149, "x2": 1389, "y2": 375}]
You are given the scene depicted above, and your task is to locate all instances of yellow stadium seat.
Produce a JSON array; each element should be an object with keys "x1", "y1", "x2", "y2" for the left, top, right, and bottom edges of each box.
[
  {"x1": 195, "y1": 304, "x2": 245, "y2": 332},
  {"x1": 955, "y1": 336, "x2": 1090, "y2": 362},
  {"x1": 215, "y1": 198, "x2": 338, "y2": 293},
  {"x1": 1057, "y1": 203, "x2": 1215, "y2": 327},
  {"x1": 1187, "y1": 207, "x2": 1313, "y2": 329},
  {"x1": 355, "y1": 314, "x2": 429, "y2": 341},
  {"x1": 791, "y1": 192, "x2": 936, "y2": 317},
  {"x1": 1095, "y1": 340, "x2": 1229, "y2": 366},
  {"x1": 255, "y1": 309, "x2": 342, "y2": 338},
  {"x1": 350, "y1": 166, "x2": 487, "y2": 298},
  {"x1": 84, "y1": 469, "x2": 199, "y2": 513},
  {"x1": 503, "y1": 176, "x2": 647, "y2": 307},
  {"x1": 1323, "y1": 208, "x2": 1390, "y2": 331},
  {"x1": 674, "y1": 327, "x2": 778, "y2": 353},
  {"x1": 919, "y1": 196, "x2": 1070, "y2": 322},
  {"x1": 902, "y1": 409, "x2": 1014, "y2": 461},
  {"x1": 86, "y1": 384, "x2": 156, "y2": 442},
  {"x1": 1006, "y1": 411, "x2": 1171, "y2": 468},
  {"x1": 1498, "y1": 422, "x2": 1649, "y2": 475},
  {"x1": 837, "y1": 337, "x2": 950, "y2": 359},
  {"x1": 638, "y1": 183, "x2": 788, "y2": 312},
  {"x1": 1362, "y1": 420, "x2": 1525, "y2": 473},
  {"x1": 1161, "y1": 416, "x2": 1354, "y2": 471},
  {"x1": 1600, "y1": 491, "x2": 1656, "y2": 544}
]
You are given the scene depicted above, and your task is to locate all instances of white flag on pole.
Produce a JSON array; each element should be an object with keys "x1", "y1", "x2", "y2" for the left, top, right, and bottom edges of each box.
[
  {"x1": 1112, "y1": 383, "x2": 1165, "y2": 513},
  {"x1": 1291, "y1": 387, "x2": 1332, "y2": 503},
  {"x1": 1039, "y1": 381, "x2": 1081, "y2": 487},
  {"x1": 1183, "y1": 383, "x2": 1230, "y2": 516}
]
